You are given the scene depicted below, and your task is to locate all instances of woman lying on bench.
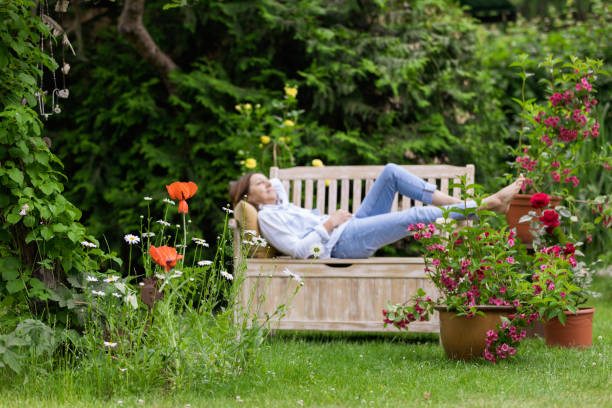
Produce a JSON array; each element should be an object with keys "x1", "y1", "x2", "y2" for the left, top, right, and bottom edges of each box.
[{"x1": 229, "y1": 164, "x2": 523, "y2": 259}]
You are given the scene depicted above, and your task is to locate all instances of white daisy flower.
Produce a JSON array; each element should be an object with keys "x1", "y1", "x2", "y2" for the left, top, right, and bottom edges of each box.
[
  {"x1": 112, "y1": 293, "x2": 122, "y2": 298},
  {"x1": 175, "y1": 244, "x2": 186, "y2": 248},
  {"x1": 138, "y1": 282, "x2": 144, "y2": 286},
  {"x1": 244, "y1": 230, "x2": 257, "y2": 236},
  {"x1": 220, "y1": 270, "x2": 234, "y2": 280},
  {"x1": 171, "y1": 270, "x2": 183, "y2": 278},
  {"x1": 86, "y1": 276, "x2": 98, "y2": 282},
  {"x1": 81, "y1": 241, "x2": 97, "y2": 248},
  {"x1": 104, "y1": 341, "x2": 117, "y2": 348},
  {"x1": 156, "y1": 220, "x2": 171, "y2": 227},
  {"x1": 92, "y1": 290, "x2": 105, "y2": 296},
  {"x1": 189, "y1": 278, "x2": 195, "y2": 282},
  {"x1": 310, "y1": 243, "x2": 323, "y2": 258},
  {"x1": 103, "y1": 275, "x2": 120, "y2": 283},
  {"x1": 193, "y1": 239, "x2": 209, "y2": 247},
  {"x1": 144, "y1": 197, "x2": 153, "y2": 201},
  {"x1": 119, "y1": 367, "x2": 127, "y2": 372},
  {"x1": 163, "y1": 198, "x2": 175, "y2": 205},
  {"x1": 198, "y1": 260, "x2": 213, "y2": 266},
  {"x1": 124, "y1": 234, "x2": 140, "y2": 244},
  {"x1": 221, "y1": 206, "x2": 234, "y2": 214},
  {"x1": 155, "y1": 274, "x2": 166, "y2": 280},
  {"x1": 126, "y1": 294, "x2": 138, "y2": 309},
  {"x1": 141, "y1": 232, "x2": 155, "y2": 238}
]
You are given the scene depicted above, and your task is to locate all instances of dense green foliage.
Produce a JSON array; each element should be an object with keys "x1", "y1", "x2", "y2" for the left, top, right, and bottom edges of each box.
[
  {"x1": 46, "y1": 0, "x2": 513, "y2": 260},
  {"x1": 0, "y1": 0, "x2": 121, "y2": 370}
]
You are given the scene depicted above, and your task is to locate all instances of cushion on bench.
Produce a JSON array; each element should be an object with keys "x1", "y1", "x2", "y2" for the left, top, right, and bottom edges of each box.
[{"x1": 234, "y1": 200, "x2": 278, "y2": 258}]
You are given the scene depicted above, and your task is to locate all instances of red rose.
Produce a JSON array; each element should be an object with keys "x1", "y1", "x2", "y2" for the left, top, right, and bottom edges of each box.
[
  {"x1": 539, "y1": 210, "x2": 560, "y2": 233},
  {"x1": 564, "y1": 243, "x2": 576, "y2": 255},
  {"x1": 530, "y1": 193, "x2": 550, "y2": 209}
]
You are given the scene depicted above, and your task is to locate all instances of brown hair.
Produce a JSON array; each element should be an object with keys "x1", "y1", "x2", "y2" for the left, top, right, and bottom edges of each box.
[{"x1": 229, "y1": 172, "x2": 256, "y2": 208}]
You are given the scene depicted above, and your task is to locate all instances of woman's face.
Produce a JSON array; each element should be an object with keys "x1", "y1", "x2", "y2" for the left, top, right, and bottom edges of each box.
[{"x1": 247, "y1": 173, "x2": 277, "y2": 206}]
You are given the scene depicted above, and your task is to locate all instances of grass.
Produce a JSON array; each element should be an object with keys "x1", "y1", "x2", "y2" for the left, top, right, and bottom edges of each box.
[{"x1": 2, "y1": 275, "x2": 611, "y2": 408}]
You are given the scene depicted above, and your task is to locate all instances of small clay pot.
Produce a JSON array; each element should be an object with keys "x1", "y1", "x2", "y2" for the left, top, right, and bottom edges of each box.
[
  {"x1": 434, "y1": 305, "x2": 515, "y2": 360},
  {"x1": 506, "y1": 194, "x2": 562, "y2": 246},
  {"x1": 544, "y1": 308, "x2": 595, "y2": 348}
]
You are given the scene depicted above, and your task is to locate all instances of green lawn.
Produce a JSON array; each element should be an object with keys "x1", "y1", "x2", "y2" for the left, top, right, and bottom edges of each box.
[{"x1": 2, "y1": 276, "x2": 611, "y2": 408}]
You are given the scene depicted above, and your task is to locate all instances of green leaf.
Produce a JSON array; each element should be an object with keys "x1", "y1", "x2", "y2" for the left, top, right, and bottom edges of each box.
[
  {"x1": 6, "y1": 168, "x2": 24, "y2": 185},
  {"x1": 23, "y1": 215, "x2": 35, "y2": 228},
  {"x1": 39, "y1": 183, "x2": 55, "y2": 195},
  {"x1": 6, "y1": 213, "x2": 21, "y2": 224},
  {"x1": 6, "y1": 279, "x2": 26, "y2": 294},
  {"x1": 40, "y1": 227, "x2": 53, "y2": 241},
  {"x1": 0, "y1": 257, "x2": 20, "y2": 280}
]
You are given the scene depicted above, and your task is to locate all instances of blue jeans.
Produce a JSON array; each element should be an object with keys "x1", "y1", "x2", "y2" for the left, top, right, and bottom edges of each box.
[{"x1": 331, "y1": 163, "x2": 473, "y2": 258}]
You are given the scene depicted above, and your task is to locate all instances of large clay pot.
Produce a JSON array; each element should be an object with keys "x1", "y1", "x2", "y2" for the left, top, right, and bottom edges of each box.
[
  {"x1": 506, "y1": 194, "x2": 562, "y2": 246},
  {"x1": 544, "y1": 308, "x2": 595, "y2": 348},
  {"x1": 434, "y1": 305, "x2": 515, "y2": 360}
]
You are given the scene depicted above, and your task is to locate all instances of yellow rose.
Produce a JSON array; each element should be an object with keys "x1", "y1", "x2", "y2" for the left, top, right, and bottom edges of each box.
[
  {"x1": 283, "y1": 119, "x2": 295, "y2": 127},
  {"x1": 279, "y1": 137, "x2": 287, "y2": 143},
  {"x1": 244, "y1": 103, "x2": 252, "y2": 111},
  {"x1": 284, "y1": 84, "x2": 298, "y2": 98},
  {"x1": 311, "y1": 159, "x2": 324, "y2": 167},
  {"x1": 325, "y1": 179, "x2": 331, "y2": 187},
  {"x1": 235, "y1": 104, "x2": 242, "y2": 112},
  {"x1": 260, "y1": 135, "x2": 270, "y2": 144},
  {"x1": 245, "y1": 158, "x2": 257, "y2": 169}
]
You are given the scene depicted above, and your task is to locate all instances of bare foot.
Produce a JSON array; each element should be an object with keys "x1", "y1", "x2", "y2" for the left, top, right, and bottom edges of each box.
[{"x1": 482, "y1": 175, "x2": 525, "y2": 214}]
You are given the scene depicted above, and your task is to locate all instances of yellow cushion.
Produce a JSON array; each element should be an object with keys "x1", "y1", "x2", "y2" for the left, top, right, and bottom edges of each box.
[{"x1": 234, "y1": 200, "x2": 278, "y2": 258}]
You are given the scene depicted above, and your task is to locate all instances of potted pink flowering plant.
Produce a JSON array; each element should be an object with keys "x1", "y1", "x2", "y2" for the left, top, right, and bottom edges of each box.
[
  {"x1": 382, "y1": 188, "x2": 531, "y2": 361},
  {"x1": 506, "y1": 55, "x2": 610, "y2": 245}
]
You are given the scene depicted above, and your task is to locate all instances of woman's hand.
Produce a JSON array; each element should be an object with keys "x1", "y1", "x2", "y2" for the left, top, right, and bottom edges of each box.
[{"x1": 323, "y1": 210, "x2": 352, "y2": 234}]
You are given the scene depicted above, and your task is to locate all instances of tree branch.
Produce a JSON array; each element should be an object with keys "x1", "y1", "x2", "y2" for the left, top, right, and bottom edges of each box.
[{"x1": 118, "y1": 0, "x2": 179, "y2": 93}]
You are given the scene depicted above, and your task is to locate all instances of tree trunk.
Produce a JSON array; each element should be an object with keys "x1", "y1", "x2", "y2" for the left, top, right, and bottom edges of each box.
[{"x1": 118, "y1": 0, "x2": 179, "y2": 93}]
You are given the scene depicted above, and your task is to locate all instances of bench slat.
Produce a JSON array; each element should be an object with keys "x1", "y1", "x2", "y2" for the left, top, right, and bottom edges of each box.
[
  {"x1": 304, "y1": 179, "x2": 313, "y2": 210},
  {"x1": 275, "y1": 165, "x2": 474, "y2": 180},
  {"x1": 352, "y1": 179, "x2": 362, "y2": 213},
  {"x1": 292, "y1": 179, "x2": 302, "y2": 207},
  {"x1": 328, "y1": 179, "x2": 337, "y2": 212},
  {"x1": 340, "y1": 178, "x2": 350, "y2": 211},
  {"x1": 316, "y1": 180, "x2": 325, "y2": 213}
]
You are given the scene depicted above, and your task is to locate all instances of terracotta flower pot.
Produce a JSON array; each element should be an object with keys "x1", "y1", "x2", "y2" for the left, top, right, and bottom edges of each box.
[
  {"x1": 544, "y1": 308, "x2": 595, "y2": 348},
  {"x1": 506, "y1": 194, "x2": 562, "y2": 246},
  {"x1": 434, "y1": 305, "x2": 515, "y2": 360}
]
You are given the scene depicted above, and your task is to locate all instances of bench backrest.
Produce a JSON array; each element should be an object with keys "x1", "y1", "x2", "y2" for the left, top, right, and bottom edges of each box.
[{"x1": 270, "y1": 164, "x2": 475, "y2": 215}]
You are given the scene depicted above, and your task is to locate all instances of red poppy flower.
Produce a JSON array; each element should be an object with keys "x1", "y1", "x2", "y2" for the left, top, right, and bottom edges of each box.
[
  {"x1": 149, "y1": 245, "x2": 184, "y2": 272},
  {"x1": 529, "y1": 193, "x2": 550, "y2": 209},
  {"x1": 166, "y1": 181, "x2": 198, "y2": 213}
]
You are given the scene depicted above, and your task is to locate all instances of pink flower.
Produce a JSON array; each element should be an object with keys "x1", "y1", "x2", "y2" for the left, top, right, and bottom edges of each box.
[
  {"x1": 499, "y1": 286, "x2": 507, "y2": 294},
  {"x1": 432, "y1": 259, "x2": 440, "y2": 266},
  {"x1": 551, "y1": 171, "x2": 561, "y2": 182},
  {"x1": 508, "y1": 238, "x2": 515, "y2": 248},
  {"x1": 560, "y1": 291, "x2": 566, "y2": 299},
  {"x1": 533, "y1": 285, "x2": 542, "y2": 295}
]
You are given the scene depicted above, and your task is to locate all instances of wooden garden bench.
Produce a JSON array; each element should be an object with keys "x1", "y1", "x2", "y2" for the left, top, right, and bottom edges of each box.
[{"x1": 230, "y1": 164, "x2": 475, "y2": 333}]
